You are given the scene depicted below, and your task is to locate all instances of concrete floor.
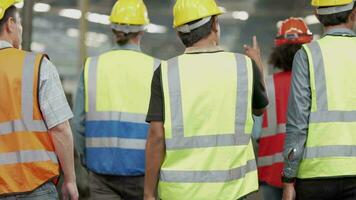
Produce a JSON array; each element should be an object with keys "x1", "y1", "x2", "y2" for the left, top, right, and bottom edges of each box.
[{"x1": 247, "y1": 191, "x2": 263, "y2": 200}]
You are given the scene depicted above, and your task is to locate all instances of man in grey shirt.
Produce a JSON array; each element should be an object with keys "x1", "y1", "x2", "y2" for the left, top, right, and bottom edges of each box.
[
  {"x1": 282, "y1": 1, "x2": 356, "y2": 200},
  {"x1": 0, "y1": 3, "x2": 78, "y2": 199}
]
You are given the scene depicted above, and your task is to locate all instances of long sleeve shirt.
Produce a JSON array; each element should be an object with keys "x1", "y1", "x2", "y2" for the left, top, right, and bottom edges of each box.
[
  {"x1": 72, "y1": 44, "x2": 141, "y2": 163},
  {"x1": 283, "y1": 28, "x2": 356, "y2": 178}
]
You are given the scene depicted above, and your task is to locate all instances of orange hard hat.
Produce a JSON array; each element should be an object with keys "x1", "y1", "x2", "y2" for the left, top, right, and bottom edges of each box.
[{"x1": 275, "y1": 17, "x2": 313, "y2": 47}]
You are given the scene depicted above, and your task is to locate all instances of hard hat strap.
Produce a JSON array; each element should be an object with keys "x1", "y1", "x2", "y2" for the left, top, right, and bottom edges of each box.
[
  {"x1": 176, "y1": 16, "x2": 212, "y2": 33},
  {"x1": 111, "y1": 24, "x2": 147, "y2": 33},
  {"x1": 317, "y1": 0, "x2": 355, "y2": 15}
]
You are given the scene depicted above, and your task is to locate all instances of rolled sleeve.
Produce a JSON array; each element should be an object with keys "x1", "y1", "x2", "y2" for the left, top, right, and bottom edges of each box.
[
  {"x1": 39, "y1": 58, "x2": 73, "y2": 129},
  {"x1": 283, "y1": 49, "x2": 311, "y2": 178}
]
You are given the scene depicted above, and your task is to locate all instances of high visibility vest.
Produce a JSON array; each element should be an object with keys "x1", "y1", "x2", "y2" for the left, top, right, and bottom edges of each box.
[
  {"x1": 84, "y1": 50, "x2": 160, "y2": 176},
  {"x1": 257, "y1": 72, "x2": 291, "y2": 188},
  {"x1": 159, "y1": 52, "x2": 258, "y2": 200},
  {"x1": 0, "y1": 48, "x2": 59, "y2": 195},
  {"x1": 298, "y1": 35, "x2": 356, "y2": 178}
]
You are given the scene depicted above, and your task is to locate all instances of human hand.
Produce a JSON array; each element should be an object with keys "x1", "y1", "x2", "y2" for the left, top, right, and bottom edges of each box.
[
  {"x1": 282, "y1": 183, "x2": 296, "y2": 200},
  {"x1": 61, "y1": 181, "x2": 79, "y2": 200}
]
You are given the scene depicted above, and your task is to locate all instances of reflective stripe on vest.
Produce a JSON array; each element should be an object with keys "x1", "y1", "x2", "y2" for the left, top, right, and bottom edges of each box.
[
  {"x1": 0, "y1": 50, "x2": 59, "y2": 195},
  {"x1": 84, "y1": 51, "x2": 159, "y2": 176},
  {"x1": 159, "y1": 53, "x2": 258, "y2": 200}
]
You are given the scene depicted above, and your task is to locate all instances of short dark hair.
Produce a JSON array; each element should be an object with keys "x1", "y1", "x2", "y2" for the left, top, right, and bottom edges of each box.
[
  {"x1": 317, "y1": 4, "x2": 356, "y2": 26},
  {"x1": 112, "y1": 29, "x2": 140, "y2": 46},
  {"x1": 0, "y1": 6, "x2": 17, "y2": 32},
  {"x1": 269, "y1": 43, "x2": 302, "y2": 71},
  {"x1": 177, "y1": 16, "x2": 215, "y2": 47}
]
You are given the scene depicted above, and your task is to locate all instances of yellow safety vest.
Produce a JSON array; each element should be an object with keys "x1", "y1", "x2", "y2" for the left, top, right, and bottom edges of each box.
[
  {"x1": 159, "y1": 52, "x2": 258, "y2": 200},
  {"x1": 84, "y1": 50, "x2": 160, "y2": 175},
  {"x1": 298, "y1": 35, "x2": 356, "y2": 178}
]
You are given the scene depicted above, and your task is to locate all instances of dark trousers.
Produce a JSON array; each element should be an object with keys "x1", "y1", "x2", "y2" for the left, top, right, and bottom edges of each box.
[
  {"x1": 296, "y1": 177, "x2": 356, "y2": 200},
  {"x1": 88, "y1": 171, "x2": 144, "y2": 200}
]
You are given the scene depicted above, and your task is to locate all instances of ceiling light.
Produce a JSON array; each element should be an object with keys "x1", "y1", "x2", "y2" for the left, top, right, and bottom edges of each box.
[
  {"x1": 232, "y1": 11, "x2": 249, "y2": 21},
  {"x1": 33, "y1": 3, "x2": 51, "y2": 13},
  {"x1": 15, "y1": 2, "x2": 24, "y2": 8},
  {"x1": 147, "y1": 23, "x2": 168, "y2": 34},
  {"x1": 87, "y1": 13, "x2": 110, "y2": 25},
  {"x1": 59, "y1": 9, "x2": 82, "y2": 19}
]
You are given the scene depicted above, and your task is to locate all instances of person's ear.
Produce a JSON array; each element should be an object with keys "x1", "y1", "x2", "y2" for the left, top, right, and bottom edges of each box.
[
  {"x1": 211, "y1": 16, "x2": 219, "y2": 33},
  {"x1": 350, "y1": 8, "x2": 356, "y2": 23},
  {"x1": 5, "y1": 17, "x2": 16, "y2": 33}
]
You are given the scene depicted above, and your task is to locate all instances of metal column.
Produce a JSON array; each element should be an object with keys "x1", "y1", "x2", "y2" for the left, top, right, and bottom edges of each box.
[
  {"x1": 79, "y1": 0, "x2": 89, "y2": 70},
  {"x1": 22, "y1": 0, "x2": 34, "y2": 51}
]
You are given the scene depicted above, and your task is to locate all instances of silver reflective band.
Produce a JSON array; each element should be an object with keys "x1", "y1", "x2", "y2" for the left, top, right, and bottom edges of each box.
[
  {"x1": 0, "y1": 150, "x2": 58, "y2": 165},
  {"x1": 165, "y1": 54, "x2": 251, "y2": 150},
  {"x1": 86, "y1": 111, "x2": 146, "y2": 123},
  {"x1": 310, "y1": 111, "x2": 356, "y2": 123},
  {"x1": 165, "y1": 134, "x2": 251, "y2": 150},
  {"x1": 262, "y1": 124, "x2": 286, "y2": 138},
  {"x1": 0, "y1": 53, "x2": 48, "y2": 136},
  {"x1": 86, "y1": 137, "x2": 146, "y2": 150},
  {"x1": 111, "y1": 23, "x2": 146, "y2": 33},
  {"x1": 317, "y1": 1, "x2": 355, "y2": 15},
  {"x1": 258, "y1": 152, "x2": 284, "y2": 167},
  {"x1": 303, "y1": 145, "x2": 356, "y2": 159},
  {"x1": 176, "y1": 16, "x2": 212, "y2": 33},
  {"x1": 160, "y1": 159, "x2": 256, "y2": 183},
  {"x1": 0, "y1": 120, "x2": 47, "y2": 136},
  {"x1": 307, "y1": 42, "x2": 356, "y2": 123}
]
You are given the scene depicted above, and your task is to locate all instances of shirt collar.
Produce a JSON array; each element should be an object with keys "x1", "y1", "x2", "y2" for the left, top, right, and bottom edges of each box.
[
  {"x1": 0, "y1": 40, "x2": 13, "y2": 49},
  {"x1": 185, "y1": 45, "x2": 224, "y2": 54},
  {"x1": 112, "y1": 43, "x2": 141, "y2": 52},
  {"x1": 324, "y1": 28, "x2": 356, "y2": 37}
]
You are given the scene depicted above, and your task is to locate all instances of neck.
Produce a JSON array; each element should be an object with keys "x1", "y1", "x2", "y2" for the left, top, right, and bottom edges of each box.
[
  {"x1": 0, "y1": 35, "x2": 13, "y2": 46},
  {"x1": 324, "y1": 23, "x2": 353, "y2": 32},
  {"x1": 191, "y1": 38, "x2": 217, "y2": 49}
]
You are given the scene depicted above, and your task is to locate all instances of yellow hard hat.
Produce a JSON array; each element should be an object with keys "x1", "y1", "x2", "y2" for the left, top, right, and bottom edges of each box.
[
  {"x1": 109, "y1": 0, "x2": 149, "y2": 25},
  {"x1": 173, "y1": 0, "x2": 223, "y2": 28},
  {"x1": 312, "y1": 0, "x2": 353, "y2": 6},
  {"x1": 0, "y1": 0, "x2": 22, "y2": 20}
]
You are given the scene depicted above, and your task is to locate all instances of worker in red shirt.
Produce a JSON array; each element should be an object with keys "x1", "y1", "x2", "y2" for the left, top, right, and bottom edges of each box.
[{"x1": 252, "y1": 18, "x2": 313, "y2": 200}]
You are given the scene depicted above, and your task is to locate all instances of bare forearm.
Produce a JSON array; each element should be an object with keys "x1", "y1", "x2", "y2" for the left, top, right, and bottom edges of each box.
[
  {"x1": 50, "y1": 121, "x2": 76, "y2": 182},
  {"x1": 144, "y1": 123, "x2": 165, "y2": 199}
]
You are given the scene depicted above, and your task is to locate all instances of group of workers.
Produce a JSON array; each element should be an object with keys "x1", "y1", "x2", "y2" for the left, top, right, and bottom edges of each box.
[{"x1": 0, "y1": 0, "x2": 356, "y2": 199}]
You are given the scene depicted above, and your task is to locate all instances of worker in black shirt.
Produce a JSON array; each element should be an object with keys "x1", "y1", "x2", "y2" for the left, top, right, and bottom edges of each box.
[{"x1": 143, "y1": 0, "x2": 268, "y2": 199}]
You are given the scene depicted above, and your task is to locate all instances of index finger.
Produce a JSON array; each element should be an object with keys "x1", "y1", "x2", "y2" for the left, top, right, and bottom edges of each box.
[{"x1": 253, "y1": 36, "x2": 259, "y2": 49}]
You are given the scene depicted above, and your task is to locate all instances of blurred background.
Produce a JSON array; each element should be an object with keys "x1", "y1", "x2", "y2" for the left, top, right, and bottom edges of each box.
[
  {"x1": 18, "y1": 0, "x2": 327, "y2": 100},
  {"x1": 16, "y1": 0, "x2": 338, "y2": 199}
]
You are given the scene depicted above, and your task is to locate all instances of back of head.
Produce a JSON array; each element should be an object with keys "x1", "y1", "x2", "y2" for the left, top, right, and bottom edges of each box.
[
  {"x1": 0, "y1": 5, "x2": 16, "y2": 34},
  {"x1": 270, "y1": 18, "x2": 313, "y2": 71},
  {"x1": 0, "y1": 0, "x2": 22, "y2": 49},
  {"x1": 312, "y1": 0, "x2": 356, "y2": 26},
  {"x1": 173, "y1": 0, "x2": 223, "y2": 47},
  {"x1": 109, "y1": 0, "x2": 149, "y2": 46}
]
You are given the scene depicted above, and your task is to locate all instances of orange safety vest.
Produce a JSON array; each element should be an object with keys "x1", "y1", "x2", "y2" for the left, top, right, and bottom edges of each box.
[{"x1": 0, "y1": 48, "x2": 59, "y2": 195}]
